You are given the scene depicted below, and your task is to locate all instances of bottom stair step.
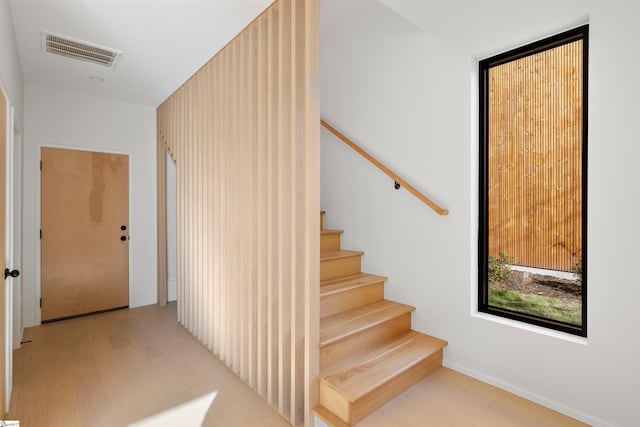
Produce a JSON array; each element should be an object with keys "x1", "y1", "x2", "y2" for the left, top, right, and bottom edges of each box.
[{"x1": 319, "y1": 330, "x2": 448, "y2": 426}]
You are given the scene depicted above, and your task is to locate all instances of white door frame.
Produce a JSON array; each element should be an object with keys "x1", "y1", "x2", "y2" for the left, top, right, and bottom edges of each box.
[
  {"x1": 5, "y1": 105, "x2": 14, "y2": 411},
  {"x1": 0, "y1": 79, "x2": 16, "y2": 411},
  {"x1": 35, "y1": 143, "x2": 134, "y2": 324},
  {"x1": 11, "y1": 132, "x2": 22, "y2": 352}
]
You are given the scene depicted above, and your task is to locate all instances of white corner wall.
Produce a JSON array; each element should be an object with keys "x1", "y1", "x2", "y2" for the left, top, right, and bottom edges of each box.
[
  {"x1": 320, "y1": 1, "x2": 640, "y2": 426},
  {"x1": 0, "y1": 0, "x2": 23, "y2": 130},
  {"x1": 22, "y1": 84, "x2": 158, "y2": 326}
]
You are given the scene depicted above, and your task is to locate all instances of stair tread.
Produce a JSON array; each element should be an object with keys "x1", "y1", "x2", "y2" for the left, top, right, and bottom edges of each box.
[
  {"x1": 321, "y1": 228, "x2": 344, "y2": 235},
  {"x1": 321, "y1": 249, "x2": 364, "y2": 261},
  {"x1": 322, "y1": 330, "x2": 448, "y2": 401},
  {"x1": 320, "y1": 273, "x2": 387, "y2": 297},
  {"x1": 320, "y1": 300, "x2": 414, "y2": 347}
]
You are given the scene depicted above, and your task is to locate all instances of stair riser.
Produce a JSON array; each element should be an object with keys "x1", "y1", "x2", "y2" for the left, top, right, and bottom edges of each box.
[
  {"x1": 321, "y1": 282, "x2": 384, "y2": 318},
  {"x1": 320, "y1": 313, "x2": 411, "y2": 372},
  {"x1": 321, "y1": 255, "x2": 361, "y2": 281},
  {"x1": 320, "y1": 349, "x2": 444, "y2": 425},
  {"x1": 319, "y1": 381, "x2": 350, "y2": 426},
  {"x1": 321, "y1": 233, "x2": 341, "y2": 252}
]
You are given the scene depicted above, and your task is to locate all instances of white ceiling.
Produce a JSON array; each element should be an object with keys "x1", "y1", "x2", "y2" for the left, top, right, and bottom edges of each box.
[
  {"x1": 8, "y1": 0, "x2": 410, "y2": 108},
  {"x1": 9, "y1": 0, "x2": 600, "y2": 108},
  {"x1": 377, "y1": 0, "x2": 590, "y2": 54},
  {"x1": 7, "y1": 0, "x2": 599, "y2": 108},
  {"x1": 9, "y1": 0, "x2": 273, "y2": 107}
]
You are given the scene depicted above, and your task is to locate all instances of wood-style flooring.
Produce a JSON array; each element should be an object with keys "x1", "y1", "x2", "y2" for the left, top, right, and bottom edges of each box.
[
  {"x1": 348, "y1": 368, "x2": 586, "y2": 427},
  {"x1": 8, "y1": 303, "x2": 586, "y2": 426},
  {"x1": 8, "y1": 303, "x2": 289, "y2": 427}
]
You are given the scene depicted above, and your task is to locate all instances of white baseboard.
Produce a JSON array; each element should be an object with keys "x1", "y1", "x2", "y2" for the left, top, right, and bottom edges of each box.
[
  {"x1": 13, "y1": 326, "x2": 23, "y2": 350},
  {"x1": 313, "y1": 416, "x2": 329, "y2": 427},
  {"x1": 443, "y1": 359, "x2": 610, "y2": 427}
]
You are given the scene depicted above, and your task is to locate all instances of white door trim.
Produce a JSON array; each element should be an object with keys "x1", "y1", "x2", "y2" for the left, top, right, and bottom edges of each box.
[
  {"x1": 0, "y1": 78, "x2": 15, "y2": 412},
  {"x1": 11, "y1": 132, "x2": 22, "y2": 352},
  {"x1": 5, "y1": 105, "x2": 14, "y2": 411}
]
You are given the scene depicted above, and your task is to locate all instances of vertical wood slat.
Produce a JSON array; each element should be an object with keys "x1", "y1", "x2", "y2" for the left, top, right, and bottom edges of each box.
[
  {"x1": 256, "y1": 13, "x2": 268, "y2": 399},
  {"x1": 156, "y1": 1, "x2": 319, "y2": 424},
  {"x1": 267, "y1": 4, "x2": 280, "y2": 405},
  {"x1": 488, "y1": 40, "x2": 582, "y2": 272},
  {"x1": 303, "y1": 0, "x2": 320, "y2": 420},
  {"x1": 157, "y1": 123, "x2": 168, "y2": 307},
  {"x1": 278, "y1": 0, "x2": 291, "y2": 417}
]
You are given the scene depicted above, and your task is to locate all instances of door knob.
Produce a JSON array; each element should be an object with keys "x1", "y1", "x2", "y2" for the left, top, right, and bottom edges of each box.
[
  {"x1": 4, "y1": 269, "x2": 19, "y2": 280},
  {"x1": 120, "y1": 236, "x2": 127, "y2": 241}
]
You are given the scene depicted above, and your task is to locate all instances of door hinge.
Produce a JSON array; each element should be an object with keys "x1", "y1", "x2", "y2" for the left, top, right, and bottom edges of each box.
[
  {"x1": 40, "y1": 298, "x2": 42, "y2": 308},
  {"x1": 40, "y1": 160, "x2": 42, "y2": 171},
  {"x1": 40, "y1": 229, "x2": 42, "y2": 239}
]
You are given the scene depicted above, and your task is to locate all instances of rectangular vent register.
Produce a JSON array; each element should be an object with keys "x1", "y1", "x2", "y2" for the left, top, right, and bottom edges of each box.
[{"x1": 41, "y1": 30, "x2": 122, "y2": 68}]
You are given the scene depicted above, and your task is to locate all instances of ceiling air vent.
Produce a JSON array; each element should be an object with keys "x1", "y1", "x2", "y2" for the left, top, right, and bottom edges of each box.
[{"x1": 41, "y1": 31, "x2": 122, "y2": 68}]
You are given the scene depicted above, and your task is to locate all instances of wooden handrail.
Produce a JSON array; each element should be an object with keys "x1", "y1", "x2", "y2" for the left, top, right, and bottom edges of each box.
[{"x1": 321, "y1": 119, "x2": 449, "y2": 216}]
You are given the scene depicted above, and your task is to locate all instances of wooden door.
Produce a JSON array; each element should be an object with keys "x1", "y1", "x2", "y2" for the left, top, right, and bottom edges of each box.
[
  {"x1": 0, "y1": 83, "x2": 8, "y2": 416},
  {"x1": 41, "y1": 148, "x2": 129, "y2": 321}
]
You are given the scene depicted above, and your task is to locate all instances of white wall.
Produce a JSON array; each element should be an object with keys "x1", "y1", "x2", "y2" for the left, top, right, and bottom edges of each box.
[
  {"x1": 320, "y1": 1, "x2": 639, "y2": 426},
  {"x1": 166, "y1": 150, "x2": 177, "y2": 302},
  {"x1": 0, "y1": 0, "x2": 23, "y2": 130},
  {"x1": 22, "y1": 83, "x2": 157, "y2": 326}
]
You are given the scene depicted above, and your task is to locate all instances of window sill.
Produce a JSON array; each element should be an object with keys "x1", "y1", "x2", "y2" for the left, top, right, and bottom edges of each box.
[{"x1": 471, "y1": 311, "x2": 588, "y2": 345}]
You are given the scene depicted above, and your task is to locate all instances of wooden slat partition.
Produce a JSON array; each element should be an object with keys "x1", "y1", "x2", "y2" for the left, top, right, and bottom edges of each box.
[
  {"x1": 156, "y1": 0, "x2": 319, "y2": 424},
  {"x1": 156, "y1": 136, "x2": 167, "y2": 307},
  {"x1": 488, "y1": 40, "x2": 583, "y2": 272}
]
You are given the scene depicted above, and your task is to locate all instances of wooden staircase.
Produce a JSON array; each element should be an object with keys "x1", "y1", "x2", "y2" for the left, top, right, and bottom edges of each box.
[{"x1": 314, "y1": 211, "x2": 448, "y2": 426}]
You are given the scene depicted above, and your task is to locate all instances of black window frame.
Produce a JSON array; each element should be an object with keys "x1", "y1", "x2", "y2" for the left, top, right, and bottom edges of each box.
[{"x1": 478, "y1": 25, "x2": 589, "y2": 337}]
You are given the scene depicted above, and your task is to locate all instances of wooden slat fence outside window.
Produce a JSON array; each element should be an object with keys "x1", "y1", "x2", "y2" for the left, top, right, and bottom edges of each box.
[{"x1": 488, "y1": 40, "x2": 583, "y2": 272}]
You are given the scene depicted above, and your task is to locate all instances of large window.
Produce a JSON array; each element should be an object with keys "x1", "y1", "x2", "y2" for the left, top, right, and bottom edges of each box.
[{"x1": 478, "y1": 26, "x2": 588, "y2": 336}]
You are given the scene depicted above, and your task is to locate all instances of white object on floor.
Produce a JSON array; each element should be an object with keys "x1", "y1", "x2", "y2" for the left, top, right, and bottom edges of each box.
[{"x1": 128, "y1": 391, "x2": 218, "y2": 427}]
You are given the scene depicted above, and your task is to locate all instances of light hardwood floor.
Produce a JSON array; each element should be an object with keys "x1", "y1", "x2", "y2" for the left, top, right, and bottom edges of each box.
[
  {"x1": 8, "y1": 303, "x2": 586, "y2": 427},
  {"x1": 8, "y1": 303, "x2": 289, "y2": 427},
  {"x1": 351, "y1": 368, "x2": 587, "y2": 427}
]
